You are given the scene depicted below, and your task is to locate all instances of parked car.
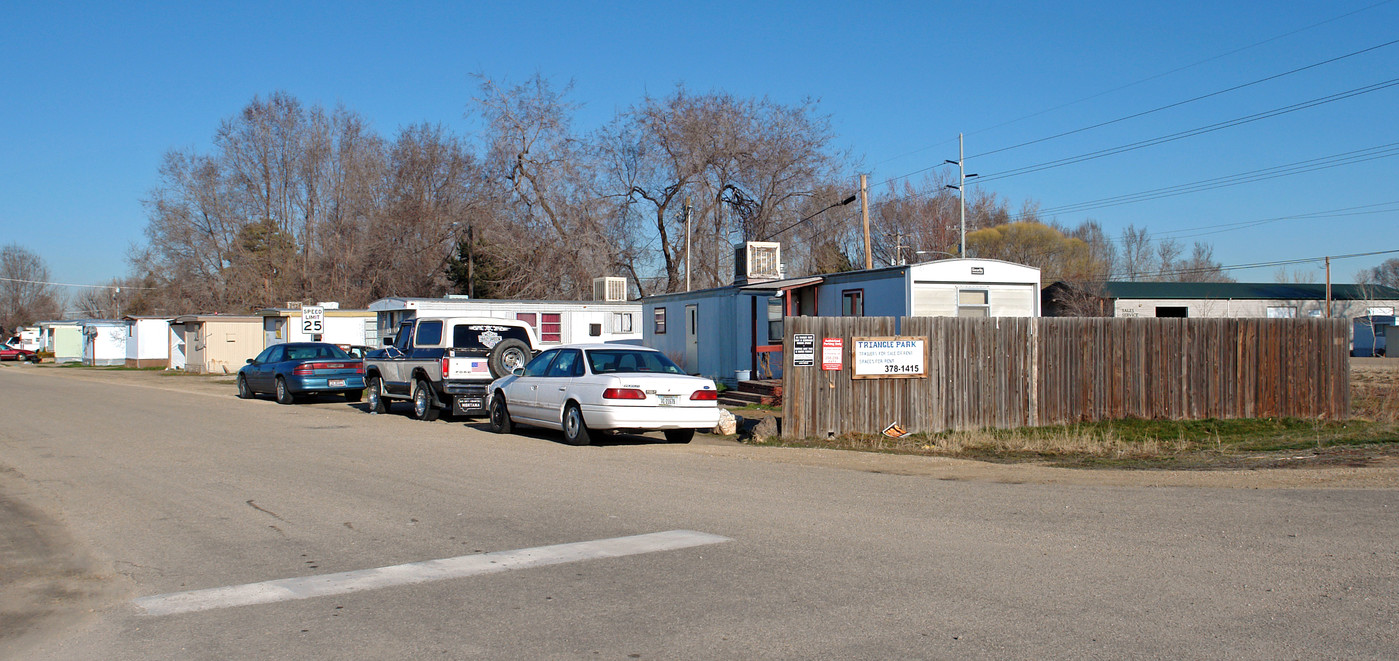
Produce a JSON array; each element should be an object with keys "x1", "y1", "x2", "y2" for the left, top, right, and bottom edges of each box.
[
  {"x1": 339, "y1": 345, "x2": 374, "y2": 359},
  {"x1": 0, "y1": 345, "x2": 40, "y2": 363},
  {"x1": 487, "y1": 344, "x2": 720, "y2": 445},
  {"x1": 237, "y1": 342, "x2": 366, "y2": 404},
  {"x1": 364, "y1": 316, "x2": 538, "y2": 421}
]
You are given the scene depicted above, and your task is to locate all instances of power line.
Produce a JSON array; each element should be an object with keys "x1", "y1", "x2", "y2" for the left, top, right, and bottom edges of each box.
[
  {"x1": 1021, "y1": 142, "x2": 1399, "y2": 218},
  {"x1": 968, "y1": 37, "x2": 1399, "y2": 162},
  {"x1": 0, "y1": 277, "x2": 154, "y2": 289},
  {"x1": 870, "y1": 0, "x2": 1396, "y2": 169},
  {"x1": 975, "y1": 78, "x2": 1399, "y2": 184}
]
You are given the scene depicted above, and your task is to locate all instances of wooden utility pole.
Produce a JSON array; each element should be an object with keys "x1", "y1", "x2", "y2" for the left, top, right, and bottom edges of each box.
[
  {"x1": 684, "y1": 197, "x2": 693, "y2": 292},
  {"x1": 860, "y1": 174, "x2": 872, "y2": 269},
  {"x1": 1325, "y1": 256, "x2": 1332, "y2": 317}
]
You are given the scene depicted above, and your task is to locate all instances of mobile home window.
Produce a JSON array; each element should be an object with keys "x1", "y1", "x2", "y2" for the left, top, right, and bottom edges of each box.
[
  {"x1": 1267, "y1": 306, "x2": 1297, "y2": 319},
  {"x1": 957, "y1": 290, "x2": 990, "y2": 317},
  {"x1": 516, "y1": 313, "x2": 536, "y2": 327},
  {"x1": 540, "y1": 313, "x2": 562, "y2": 343},
  {"x1": 767, "y1": 297, "x2": 784, "y2": 343},
  {"x1": 842, "y1": 290, "x2": 864, "y2": 317},
  {"x1": 613, "y1": 312, "x2": 633, "y2": 333},
  {"x1": 654, "y1": 307, "x2": 667, "y2": 334}
]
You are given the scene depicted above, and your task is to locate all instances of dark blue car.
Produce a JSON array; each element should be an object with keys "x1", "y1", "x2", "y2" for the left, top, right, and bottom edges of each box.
[{"x1": 237, "y1": 342, "x2": 366, "y2": 404}]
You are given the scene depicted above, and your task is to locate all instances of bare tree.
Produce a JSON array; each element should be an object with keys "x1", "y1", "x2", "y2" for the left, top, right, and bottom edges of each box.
[
  {"x1": 1358, "y1": 258, "x2": 1399, "y2": 289},
  {"x1": 0, "y1": 244, "x2": 62, "y2": 331}
]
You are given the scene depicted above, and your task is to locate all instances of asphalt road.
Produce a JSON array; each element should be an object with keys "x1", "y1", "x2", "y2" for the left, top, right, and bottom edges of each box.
[{"x1": 1, "y1": 365, "x2": 1397, "y2": 659}]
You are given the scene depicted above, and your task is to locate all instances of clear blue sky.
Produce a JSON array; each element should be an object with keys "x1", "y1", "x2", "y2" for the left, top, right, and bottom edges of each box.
[{"x1": 3, "y1": 0, "x2": 1397, "y2": 291}]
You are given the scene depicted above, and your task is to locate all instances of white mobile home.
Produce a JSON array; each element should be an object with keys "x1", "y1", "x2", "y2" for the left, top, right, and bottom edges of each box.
[
  {"x1": 367, "y1": 296, "x2": 643, "y2": 348},
  {"x1": 124, "y1": 317, "x2": 171, "y2": 368},
  {"x1": 81, "y1": 320, "x2": 128, "y2": 366},
  {"x1": 37, "y1": 321, "x2": 83, "y2": 363},
  {"x1": 258, "y1": 305, "x2": 377, "y2": 348}
]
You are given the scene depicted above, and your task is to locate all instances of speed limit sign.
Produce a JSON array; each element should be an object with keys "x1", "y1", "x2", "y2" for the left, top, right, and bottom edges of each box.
[{"x1": 301, "y1": 306, "x2": 325, "y2": 335}]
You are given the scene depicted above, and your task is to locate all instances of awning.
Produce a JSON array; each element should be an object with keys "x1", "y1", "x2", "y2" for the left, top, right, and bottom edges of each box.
[{"x1": 738, "y1": 276, "x2": 824, "y2": 293}]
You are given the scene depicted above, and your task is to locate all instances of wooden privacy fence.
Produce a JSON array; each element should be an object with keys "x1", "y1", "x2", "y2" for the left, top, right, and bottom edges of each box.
[{"x1": 781, "y1": 316, "x2": 1351, "y2": 439}]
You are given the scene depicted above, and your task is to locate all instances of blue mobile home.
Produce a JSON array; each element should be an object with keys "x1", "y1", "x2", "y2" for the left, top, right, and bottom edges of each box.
[{"x1": 643, "y1": 255, "x2": 1041, "y2": 385}]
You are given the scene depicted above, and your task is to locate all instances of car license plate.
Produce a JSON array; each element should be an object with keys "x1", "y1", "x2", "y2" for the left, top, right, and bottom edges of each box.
[
  {"x1": 455, "y1": 396, "x2": 485, "y2": 414},
  {"x1": 658, "y1": 395, "x2": 676, "y2": 406},
  {"x1": 329, "y1": 379, "x2": 346, "y2": 388}
]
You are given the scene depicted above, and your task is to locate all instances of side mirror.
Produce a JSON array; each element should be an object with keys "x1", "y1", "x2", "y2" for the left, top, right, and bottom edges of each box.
[
  {"x1": 512, "y1": 367, "x2": 525, "y2": 377},
  {"x1": 246, "y1": 358, "x2": 254, "y2": 364}
]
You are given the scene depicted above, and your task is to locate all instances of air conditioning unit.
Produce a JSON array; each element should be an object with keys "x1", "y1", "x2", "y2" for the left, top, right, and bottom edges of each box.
[
  {"x1": 285, "y1": 301, "x2": 303, "y2": 310},
  {"x1": 593, "y1": 277, "x2": 628, "y2": 301},
  {"x1": 734, "y1": 241, "x2": 782, "y2": 284}
]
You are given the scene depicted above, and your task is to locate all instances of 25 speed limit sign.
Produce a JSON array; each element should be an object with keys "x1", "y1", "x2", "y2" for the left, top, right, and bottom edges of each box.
[{"x1": 301, "y1": 306, "x2": 325, "y2": 335}]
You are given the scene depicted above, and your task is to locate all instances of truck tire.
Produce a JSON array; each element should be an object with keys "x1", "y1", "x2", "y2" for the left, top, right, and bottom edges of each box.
[
  {"x1": 489, "y1": 339, "x2": 532, "y2": 378},
  {"x1": 367, "y1": 375, "x2": 388, "y2": 414},
  {"x1": 412, "y1": 379, "x2": 440, "y2": 421}
]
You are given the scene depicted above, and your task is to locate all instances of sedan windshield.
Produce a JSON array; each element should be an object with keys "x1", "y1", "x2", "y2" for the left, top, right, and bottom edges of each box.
[{"x1": 585, "y1": 349, "x2": 684, "y2": 375}]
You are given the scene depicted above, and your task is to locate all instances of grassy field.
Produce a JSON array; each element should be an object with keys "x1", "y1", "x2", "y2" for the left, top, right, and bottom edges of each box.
[{"x1": 751, "y1": 360, "x2": 1399, "y2": 470}]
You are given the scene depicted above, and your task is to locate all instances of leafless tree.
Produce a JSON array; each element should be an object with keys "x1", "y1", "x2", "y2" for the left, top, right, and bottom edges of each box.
[{"x1": 0, "y1": 244, "x2": 62, "y2": 331}]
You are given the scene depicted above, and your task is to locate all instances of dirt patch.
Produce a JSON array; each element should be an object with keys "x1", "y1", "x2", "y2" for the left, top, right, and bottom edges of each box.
[{"x1": 0, "y1": 468, "x2": 124, "y2": 658}]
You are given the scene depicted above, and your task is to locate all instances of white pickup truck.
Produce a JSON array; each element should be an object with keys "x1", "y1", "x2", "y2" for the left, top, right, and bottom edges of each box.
[{"x1": 363, "y1": 316, "x2": 538, "y2": 421}]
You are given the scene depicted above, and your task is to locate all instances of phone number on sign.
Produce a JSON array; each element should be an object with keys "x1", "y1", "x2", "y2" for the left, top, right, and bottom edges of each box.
[{"x1": 883, "y1": 364, "x2": 922, "y2": 373}]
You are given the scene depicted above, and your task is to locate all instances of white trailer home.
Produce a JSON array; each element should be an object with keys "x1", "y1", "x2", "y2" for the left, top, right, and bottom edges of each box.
[
  {"x1": 81, "y1": 319, "x2": 128, "y2": 366},
  {"x1": 123, "y1": 316, "x2": 171, "y2": 368},
  {"x1": 257, "y1": 305, "x2": 377, "y2": 349},
  {"x1": 367, "y1": 295, "x2": 643, "y2": 348}
]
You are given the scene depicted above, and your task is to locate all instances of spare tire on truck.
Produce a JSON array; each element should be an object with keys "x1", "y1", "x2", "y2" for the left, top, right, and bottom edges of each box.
[{"x1": 489, "y1": 339, "x2": 532, "y2": 378}]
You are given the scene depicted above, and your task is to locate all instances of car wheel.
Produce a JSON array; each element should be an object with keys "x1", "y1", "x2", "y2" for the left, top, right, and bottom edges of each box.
[
  {"x1": 562, "y1": 402, "x2": 591, "y2": 446},
  {"x1": 237, "y1": 375, "x2": 254, "y2": 399},
  {"x1": 412, "y1": 379, "x2": 440, "y2": 421},
  {"x1": 275, "y1": 377, "x2": 295, "y2": 405},
  {"x1": 664, "y1": 429, "x2": 695, "y2": 444},
  {"x1": 488, "y1": 339, "x2": 532, "y2": 378},
  {"x1": 489, "y1": 394, "x2": 513, "y2": 434},
  {"x1": 344, "y1": 389, "x2": 363, "y2": 403},
  {"x1": 367, "y1": 376, "x2": 388, "y2": 414}
]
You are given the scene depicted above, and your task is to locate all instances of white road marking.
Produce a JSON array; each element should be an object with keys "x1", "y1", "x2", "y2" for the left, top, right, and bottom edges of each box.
[{"x1": 132, "y1": 529, "x2": 730, "y2": 617}]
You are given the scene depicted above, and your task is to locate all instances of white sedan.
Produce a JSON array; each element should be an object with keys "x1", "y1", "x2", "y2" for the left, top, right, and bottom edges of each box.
[{"x1": 486, "y1": 344, "x2": 720, "y2": 445}]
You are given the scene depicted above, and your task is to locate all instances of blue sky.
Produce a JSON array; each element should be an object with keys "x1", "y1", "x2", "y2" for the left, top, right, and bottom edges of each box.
[{"x1": 3, "y1": 0, "x2": 1397, "y2": 291}]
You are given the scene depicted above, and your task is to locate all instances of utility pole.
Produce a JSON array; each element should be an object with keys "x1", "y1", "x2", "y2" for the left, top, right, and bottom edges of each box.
[
  {"x1": 684, "y1": 197, "x2": 693, "y2": 292},
  {"x1": 860, "y1": 174, "x2": 872, "y2": 269},
  {"x1": 467, "y1": 225, "x2": 475, "y2": 299},
  {"x1": 1325, "y1": 256, "x2": 1332, "y2": 318},
  {"x1": 945, "y1": 133, "x2": 978, "y2": 258}
]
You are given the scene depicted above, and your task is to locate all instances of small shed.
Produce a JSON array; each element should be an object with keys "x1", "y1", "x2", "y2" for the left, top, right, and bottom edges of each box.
[
  {"x1": 172, "y1": 315, "x2": 263, "y2": 374},
  {"x1": 124, "y1": 316, "x2": 172, "y2": 368},
  {"x1": 257, "y1": 305, "x2": 377, "y2": 348},
  {"x1": 81, "y1": 320, "x2": 128, "y2": 366},
  {"x1": 36, "y1": 321, "x2": 83, "y2": 363}
]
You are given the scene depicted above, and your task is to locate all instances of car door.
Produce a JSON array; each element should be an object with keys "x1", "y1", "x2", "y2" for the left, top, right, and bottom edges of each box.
[
  {"x1": 383, "y1": 321, "x2": 415, "y2": 393},
  {"x1": 502, "y1": 349, "x2": 558, "y2": 423},
  {"x1": 250, "y1": 345, "x2": 283, "y2": 392},
  {"x1": 534, "y1": 348, "x2": 583, "y2": 426}
]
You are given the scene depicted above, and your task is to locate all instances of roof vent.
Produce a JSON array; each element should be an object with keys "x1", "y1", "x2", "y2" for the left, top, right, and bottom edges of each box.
[{"x1": 593, "y1": 277, "x2": 628, "y2": 301}]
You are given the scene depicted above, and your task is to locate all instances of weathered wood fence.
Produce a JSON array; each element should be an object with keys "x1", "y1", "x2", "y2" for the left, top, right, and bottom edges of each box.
[{"x1": 781, "y1": 316, "x2": 1351, "y2": 438}]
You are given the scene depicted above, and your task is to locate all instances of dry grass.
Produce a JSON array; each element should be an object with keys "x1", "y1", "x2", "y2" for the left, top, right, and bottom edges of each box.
[{"x1": 756, "y1": 361, "x2": 1399, "y2": 469}]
